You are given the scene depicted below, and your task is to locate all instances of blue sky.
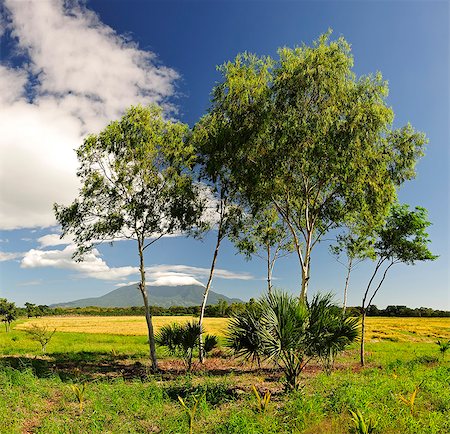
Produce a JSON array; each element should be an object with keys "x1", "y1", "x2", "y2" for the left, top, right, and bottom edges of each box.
[{"x1": 0, "y1": 0, "x2": 448, "y2": 309}]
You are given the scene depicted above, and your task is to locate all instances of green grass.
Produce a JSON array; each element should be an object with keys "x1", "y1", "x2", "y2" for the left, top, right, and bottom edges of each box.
[{"x1": 1, "y1": 319, "x2": 449, "y2": 433}]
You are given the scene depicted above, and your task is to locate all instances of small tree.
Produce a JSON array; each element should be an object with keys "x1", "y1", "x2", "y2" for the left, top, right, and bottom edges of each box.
[
  {"x1": 55, "y1": 105, "x2": 204, "y2": 371},
  {"x1": 0, "y1": 298, "x2": 17, "y2": 332},
  {"x1": 330, "y1": 226, "x2": 375, "y2": 315},
  {"x1": 24, "y1": 302, "x2": 37, "y2": 318},
  {"x1": 25, "y1": 324, "x2": 56, "y2": 354},
  {"x1": 360, "y1": 204, "x2": 436, "y2": 366},
  {"x1": 232, "y1": 205, "x2": 294, "y2": 294}
]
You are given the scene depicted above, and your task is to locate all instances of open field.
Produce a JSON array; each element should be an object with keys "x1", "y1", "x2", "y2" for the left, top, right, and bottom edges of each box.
[
  {"x1": 15, "y1": 315, "x2": 450, "y2": 342},
  {"x1": 15, "y1": 316, "x2": 228, "y2": 337},
  {"x1": 1, "y1": 316, "x2": 449, "y2": 433}
]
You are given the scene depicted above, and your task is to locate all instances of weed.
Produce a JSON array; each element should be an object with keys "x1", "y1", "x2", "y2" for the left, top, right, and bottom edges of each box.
[
  {"x1": 70, "y1": 383, "x2": 86, "y2": 412},
  {"x1": 252, "y1": 385, "x2": 271, "y2": 413},
  {"x1": 178, "y1": 391, "x2": 206, "y2": 434},
  {"x1": 436, "y1": 339, "x2": 450, "y2": 359},
  {"x1": 349, "y1": 409, "x2": 378, "y2": 433},
  {"x1": 397, "y1": 382, "x2": 423, "y2": 416}
]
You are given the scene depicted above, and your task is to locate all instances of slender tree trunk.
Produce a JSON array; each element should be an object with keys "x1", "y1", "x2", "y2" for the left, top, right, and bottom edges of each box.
[
  {"x1": 342, "y1": 257, "x2": 353, "y2": 315},
  {"x1": 360, "y1": 309, "x2": 366, "y2": 366},
  {"x1": 138, "y1": 241, "x2": 158, "y2": 371},
  {"x1": 198, "y1": 229, "x2": 222, "y2": 363},
  {"x1": 266, "y1": 243, "x2": 272, "y2": 294}
]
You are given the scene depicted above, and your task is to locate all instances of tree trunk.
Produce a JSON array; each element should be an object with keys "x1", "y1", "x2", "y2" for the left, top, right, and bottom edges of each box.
[
  {"x1": 300, "y1": 260, "x2": 310, "y2": 302},
  {"x1": 198, "y1": 230, "x2": 222, "y2": 363},
  {"x1": 138, "y1": 242, "x2": 158, "y2": 371},
  {"x1": 342, "y1": 257, "x2": 353, "y2": 315},
  {"x1": 360, "y1": 309, "x2": 366, "y2": 367},
  {"x1": 266, "y1": 243, "x2": 272, "y2": 294}
]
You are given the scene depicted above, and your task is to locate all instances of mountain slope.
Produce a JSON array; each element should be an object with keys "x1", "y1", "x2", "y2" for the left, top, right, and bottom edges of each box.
[{"x1": 52, "y1": 284, "x2": 243, "y2": 308}]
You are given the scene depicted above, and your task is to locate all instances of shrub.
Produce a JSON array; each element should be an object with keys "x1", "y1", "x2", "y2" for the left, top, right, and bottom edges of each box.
[{"x1": 227, "y1": 291, "x2": 359, "y2": 389}]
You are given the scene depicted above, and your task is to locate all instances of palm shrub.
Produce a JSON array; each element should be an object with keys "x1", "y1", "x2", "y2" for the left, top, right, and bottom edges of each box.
[
  {"x1": 156, "y1": 322, "x2": 218, "y2": 370},
  {"x1": 227, "y1": 291, "x2": 359, "y2": 389},
  {"x1": 226, "y1": 303, "x2": 265, "y2": 367}
]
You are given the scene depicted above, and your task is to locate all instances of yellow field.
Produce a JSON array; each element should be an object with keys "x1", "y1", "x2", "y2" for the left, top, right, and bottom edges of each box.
[
  {"x1": 365, "y1": 317, "x2": 450, "y2": 342},
  {"x1": 16, "y1": 316, "x2": 229, "y2": 337},
  {"x1": 15, "y1": 316, "x2": 450, "y2": 342}
]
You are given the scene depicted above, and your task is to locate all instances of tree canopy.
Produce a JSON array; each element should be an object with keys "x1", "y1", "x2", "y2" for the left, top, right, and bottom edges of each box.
[
  {"x1": 198, "y1": 31, "x2": 427, "y2": 299},
  {"x1": 54, "y1": 105, "x2": 204, "y2": 370}
]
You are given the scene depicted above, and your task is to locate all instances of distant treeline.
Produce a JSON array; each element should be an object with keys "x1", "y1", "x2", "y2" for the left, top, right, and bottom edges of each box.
[
  {"x1": 345, "y1": 305, "x2": 450, "y2": 318},
  {"x1": 17, "y1": 301, "x2": 450, "y2": 318}
]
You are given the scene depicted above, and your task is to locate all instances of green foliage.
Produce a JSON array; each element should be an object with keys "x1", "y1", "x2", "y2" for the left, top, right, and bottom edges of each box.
[
  {"x1": 349, "y1": 409, "x2": 378, "y2": 433},
  {"x1": 203, "y1": 334, "x2": 218, "y2": 354},
  {"x1": 436, "y1": 340, "x2": 450, "y2": 359},
  {"x1": 200, "y1": 31, "x2": 427, "y2": 299},
  {"x1": 54, "y1": 105, "x2": 204, "y2": 369},
  {"x1": 25, "y1": 324, "x2": 56, "y2": 354},
  {"x1": 0, "y1": 298, "x2": 17, "y2": 332},
  {"x1": 178, "y1": 391, "x2": 206, "y2": 434},
  {"x1": 360, "y1": 204, "x2": 437, "y2": 365},
  {"x1": 227, "y1": 291, "x2": 359, "y2": 388},
  {"x1": 252, "y1": 385, "x2": 271, "y2": 413},
  {"x1": 397, "y1": 382, "x2": 422, "y2": 416},
  {"x1": 156, "y1": 322, "x2": 218, "y2": 370},
  {"x1": 70, "y1": 383, "x2": 86, "y2": 412}
]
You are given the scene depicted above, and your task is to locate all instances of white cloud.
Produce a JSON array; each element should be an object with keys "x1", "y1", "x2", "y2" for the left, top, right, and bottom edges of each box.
[
  {"x1": 20, "y1": 244, "x2": 138, "y2": 280},
  {"x1": 18, "y1": 244, "x2": 254, "y2": 284},
  {"x1": 149, "y1": 276, "x2": 205, "y2": 287},
  {"x1": 0, "y1": 251, "x2": 23, "y2": 262},
  {"x1": 0, "y1": 0, "x2": 178, "y2": 230},
  {"x1": 146, "y1": 264, "x2": 254, "y2": 281},
  {"x1": 37, "y1": 233, "x2": 74, "y2": 248}
]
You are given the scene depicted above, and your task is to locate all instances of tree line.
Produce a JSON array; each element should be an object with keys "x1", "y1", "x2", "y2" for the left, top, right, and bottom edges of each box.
[{"x1": 53, "y1": 31, "x2": 436, "y2": 370}]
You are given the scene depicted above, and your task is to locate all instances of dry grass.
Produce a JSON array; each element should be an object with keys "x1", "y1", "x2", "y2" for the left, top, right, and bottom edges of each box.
[
  {"x1": 16, "y1": 316, "x2": 229, "y2": 337},
  {"x1": 16, "y1": 316, "x2": 450, "y2": 342},
  {"x1": 365, "y1": 317, "x2": 450, "y2": 342}
]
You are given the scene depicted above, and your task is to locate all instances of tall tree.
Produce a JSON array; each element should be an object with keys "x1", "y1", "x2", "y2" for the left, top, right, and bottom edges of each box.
[
  {"x1": 359, "y1": 204, "x2": 437, "y2": 366},
  {"x1": 191, "y1": 118, "x2": 243, "y2": 363},
  {"x1": 231, "y1": 205, "x2": 294, "y2": 294},
  {"x1": 202, "y1": 31, "x2": 427, "y2": 300},
  {"x1": 55, "y1": 105, "x2": 204, "y2": 371}
]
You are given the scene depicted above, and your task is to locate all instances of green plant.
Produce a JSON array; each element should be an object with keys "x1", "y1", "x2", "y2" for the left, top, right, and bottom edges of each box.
[
  {"x1": 70, "y1": 383, "x2": 86, "y2": 412},
  {"x1": 436, "y1": 339, "x2": 450, "y2": 359},
  {"x1": 252, "y1": 385, "x2": 271, "y2": 413},
  {"x1": 397, "y1": 382, "x2": 422, "y2": 416},
  {"x1": 349, "y1": 409, "x2": 378, "y2": 433},
  {"x1": 178, "y1": 391, "x2": 206, "y2": 434},
  {"x1": 157, "y1": 322, "x2": 218, "y2": 370},
  {"x1": 203, "y1": 334, "x2": 218, "y2": 354},
  {"x1": 25, "y1": 324, "x2": 56, "y2": 354},
  {"x1": 227, "y1": 291, "x2": 359, "y2": 389}
]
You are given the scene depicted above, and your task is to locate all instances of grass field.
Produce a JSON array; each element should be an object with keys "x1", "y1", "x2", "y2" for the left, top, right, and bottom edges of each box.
[
  {"x1": 1, "y1": 316, "x2": 449, "y2": 433},
  {"x1": 15, "y1": 315, "x2": 450, "y2": 341}
]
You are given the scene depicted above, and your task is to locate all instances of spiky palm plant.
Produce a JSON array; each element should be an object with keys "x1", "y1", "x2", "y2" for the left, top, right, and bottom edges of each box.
[
  {"x1": 156, "y1": 322, "x2": 217, "y2": 370},
  {"x1": 226, "y1": 303, "x2": 265, "y2": 367},
  {"x1": 227, "y1": 291, "x2": 359, "y2": 389}
]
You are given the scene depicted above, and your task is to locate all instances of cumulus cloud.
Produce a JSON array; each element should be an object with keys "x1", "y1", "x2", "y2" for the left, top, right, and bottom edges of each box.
[
  {"x1": 0, "y1": 251, "x2": 24, "y2": 262},
  {"x1": 0, "y1": 0, "x2": 178, "y2": 230},
  {"x1": 19, "y1": 244, "x2": 254, "y2": 284},
  {"x1": 21, "y1": 244, "x2": 138, "y2": 280},
  {"x1": 37, "y1": 233, "x2": 75, "y2": 248}
]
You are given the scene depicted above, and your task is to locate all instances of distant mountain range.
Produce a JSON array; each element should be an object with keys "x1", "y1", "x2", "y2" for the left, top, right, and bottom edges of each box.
[{"x1": 52, "y1": 284, "x2": 243, "y2": 308}]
